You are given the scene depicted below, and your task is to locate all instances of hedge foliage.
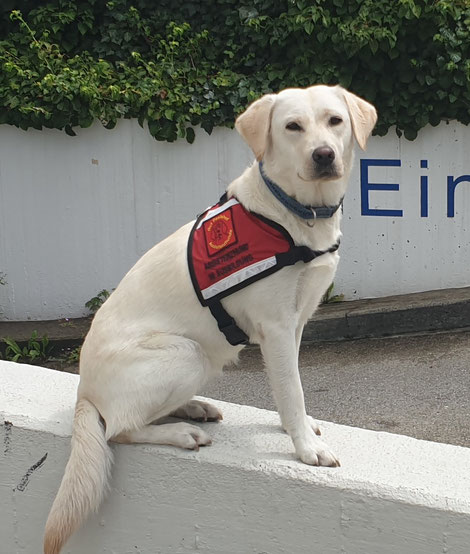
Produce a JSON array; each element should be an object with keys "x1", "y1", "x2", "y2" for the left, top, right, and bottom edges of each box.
[{"x1": 1, "y1": 0, "x2": 470, "y2": 141}]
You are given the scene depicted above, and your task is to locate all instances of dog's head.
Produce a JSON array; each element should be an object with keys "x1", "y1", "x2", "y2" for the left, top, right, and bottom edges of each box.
[{"x1": 235, "y1": 85, "x2": 376, "y2": 193}]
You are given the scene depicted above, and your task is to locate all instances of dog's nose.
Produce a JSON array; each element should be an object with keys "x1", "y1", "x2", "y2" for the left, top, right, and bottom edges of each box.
[{"x1": 313, "y1": 146, "x2": 335, "y2": 166}]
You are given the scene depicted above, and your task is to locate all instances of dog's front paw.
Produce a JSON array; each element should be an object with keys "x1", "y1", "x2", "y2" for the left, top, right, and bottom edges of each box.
[{"x1": 296, "y1": 435, "x2": 340, "y2": 467}]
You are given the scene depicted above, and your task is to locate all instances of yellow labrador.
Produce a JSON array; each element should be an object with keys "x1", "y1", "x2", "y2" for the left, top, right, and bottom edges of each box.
[{"x1": 44, "y1": 85, "x2": 376, "y2": 554}]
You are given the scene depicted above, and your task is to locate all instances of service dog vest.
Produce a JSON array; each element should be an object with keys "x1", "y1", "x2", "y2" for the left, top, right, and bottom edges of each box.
[{"x1": 188, "y1": 194, "x2": 339, "y2": 346}]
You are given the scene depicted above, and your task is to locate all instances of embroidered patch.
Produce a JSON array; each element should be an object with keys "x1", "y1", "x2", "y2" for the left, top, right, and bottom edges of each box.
[{"x1": 203, "y1": 208, "x2": 237, "y2": 256}]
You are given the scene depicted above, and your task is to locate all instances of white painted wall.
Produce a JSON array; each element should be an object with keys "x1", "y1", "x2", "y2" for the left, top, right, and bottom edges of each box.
[
  {"x1": 2, "y1": 360, "x2": 470, "y2": 554},
  {"x1": 0, "y1": 120, "x2": 469, "y2": 320}
]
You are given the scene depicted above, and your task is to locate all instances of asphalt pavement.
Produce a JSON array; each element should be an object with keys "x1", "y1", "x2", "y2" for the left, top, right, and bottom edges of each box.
[
  {"x1": 201, "y1": 329, "x2": 470, "y2": 448},
  {"x1": 2, "y1": 287, "x2": 470, "y2": 448}
]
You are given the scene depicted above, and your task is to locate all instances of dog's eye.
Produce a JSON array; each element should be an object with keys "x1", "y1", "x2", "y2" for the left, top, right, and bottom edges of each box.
[
  {"x1": 286, "y1": 122, "x2": 303, "y2": 132},
  {"x1": 329, "y1": 116, "x2": 343, "y2": 126}
]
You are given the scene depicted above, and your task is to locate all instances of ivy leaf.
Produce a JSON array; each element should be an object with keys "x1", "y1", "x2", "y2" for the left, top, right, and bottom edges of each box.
[
  {"x1": 186, "y1": 127, "x2": 195, "y2": 143},
  {"x1": 403, "y1": 127, "x2": 418, "y2": 141},
  {"x1": 201, "y1": 119, "x2": 214, "y2": 135},
  {"x1": 64, "y1": 125, "x2": 76, "y2": 136}
]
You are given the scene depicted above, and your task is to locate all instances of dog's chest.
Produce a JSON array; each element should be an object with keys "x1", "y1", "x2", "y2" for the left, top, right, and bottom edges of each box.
[{"x1": 294, "y1": 252, "x2": 339, "y2": 316}]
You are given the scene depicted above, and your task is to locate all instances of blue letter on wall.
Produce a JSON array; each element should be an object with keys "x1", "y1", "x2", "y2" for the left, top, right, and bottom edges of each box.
[
  {"x1": 447, "y1": 175, "x2": 470, "y2": 217},
  {"x1": 360, "y1": 159, "x2": 403, "y2": 217}
]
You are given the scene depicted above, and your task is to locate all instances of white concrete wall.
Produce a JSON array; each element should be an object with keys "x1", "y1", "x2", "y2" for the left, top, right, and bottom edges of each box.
[
  {"x1": 2, "y1": 360, "x2": 470, "y2": 553},
  {"x1": 0, "y1": 120, "x2": 469, "y2": 320}
]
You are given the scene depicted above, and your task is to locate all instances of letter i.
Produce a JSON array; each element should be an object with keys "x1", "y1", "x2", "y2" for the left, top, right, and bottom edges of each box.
[{"x1": 420, "y1": 160, "x2": 428, "y2": 217}]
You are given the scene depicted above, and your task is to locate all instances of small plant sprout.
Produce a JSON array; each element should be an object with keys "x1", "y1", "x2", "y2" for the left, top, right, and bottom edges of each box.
[
  {"x1": 85, "y1": 289, "x2": 112, "y2": 313},
  {"x1": 2, "y1": 331, "x2": 52, "y2": 363},
  {"x1": 321, "y1": 283, "x2": 344, "y2": 304}
]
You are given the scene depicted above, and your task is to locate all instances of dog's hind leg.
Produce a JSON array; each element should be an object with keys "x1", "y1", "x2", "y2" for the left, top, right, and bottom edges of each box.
[
  {"x1": 169, "y1": 399, "x2": 223, "y2": 422},
  {"x1": 82, "y1": 334, "x2": 217, "y2": 446},
  {"x1": 112, "y1": 421, "x2": 212, "y2": 450}
]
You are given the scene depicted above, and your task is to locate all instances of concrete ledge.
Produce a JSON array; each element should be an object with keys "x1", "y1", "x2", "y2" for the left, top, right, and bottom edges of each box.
[
  {"x1": 1, "y1": 360, "x2": 470, "y2": 553},
  {"x1": 305, "y1": 286, "x2": 470, "y2": 342}
]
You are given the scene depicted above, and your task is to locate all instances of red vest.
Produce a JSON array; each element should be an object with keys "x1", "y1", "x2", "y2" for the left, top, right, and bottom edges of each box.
[{"x1": 188, "y1": 194, "x2": 339, "y2": 345}]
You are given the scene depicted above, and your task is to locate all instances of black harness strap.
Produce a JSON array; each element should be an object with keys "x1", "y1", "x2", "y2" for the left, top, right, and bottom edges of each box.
[
  {"x1": 276, "y1": 241, "x2": 340, "y2": 267},
  {"x1": 207, "y1": 300, "x2": 249, "y2": 346},
  {"x1": 205, "y1": 241, "x2": 340, "y2": 346}
]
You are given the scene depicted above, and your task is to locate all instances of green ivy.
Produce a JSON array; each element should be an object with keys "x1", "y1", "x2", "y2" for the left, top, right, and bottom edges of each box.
[{"x1": 1, "y1": 0, "x2": 470, "y2": 142}]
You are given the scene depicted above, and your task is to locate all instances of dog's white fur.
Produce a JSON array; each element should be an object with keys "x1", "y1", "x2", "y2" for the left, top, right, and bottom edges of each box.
[{"x1": 44, "y1": 85, "x2": 376, "y2": 553}]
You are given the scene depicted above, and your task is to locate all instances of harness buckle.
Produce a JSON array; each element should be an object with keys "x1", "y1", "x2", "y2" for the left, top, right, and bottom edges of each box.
[{"x1": 219, "y1": 321, "x2": 249, "y2": 346}]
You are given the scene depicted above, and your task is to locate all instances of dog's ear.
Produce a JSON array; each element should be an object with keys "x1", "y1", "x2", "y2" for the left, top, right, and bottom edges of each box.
[
  {"x1": 342, "y1": 90, "x2": 377, "y2": 150},
  {"x1": 235, "y1": 94, "x2": 276, "y2": 161}
]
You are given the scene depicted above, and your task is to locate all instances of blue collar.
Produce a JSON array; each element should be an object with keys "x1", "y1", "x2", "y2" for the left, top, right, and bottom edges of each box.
[{"x1": 259, "y1": 161, "x2": 343, "y2": 221}]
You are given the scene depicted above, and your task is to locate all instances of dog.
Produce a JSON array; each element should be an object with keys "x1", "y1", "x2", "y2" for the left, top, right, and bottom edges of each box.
[{"x1": 44, "y1": 84, "x2": 376, "y2": 553}]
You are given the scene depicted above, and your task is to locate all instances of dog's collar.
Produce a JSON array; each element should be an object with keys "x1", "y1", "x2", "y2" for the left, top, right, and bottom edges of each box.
[{"x1": 259, "y1": 161, "x2": 343, "y2": 221}]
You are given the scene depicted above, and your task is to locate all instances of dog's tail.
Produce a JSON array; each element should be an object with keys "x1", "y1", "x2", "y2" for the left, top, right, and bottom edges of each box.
[{"x1": 44, "y1": 398, "x2": 113, "y2": 554}]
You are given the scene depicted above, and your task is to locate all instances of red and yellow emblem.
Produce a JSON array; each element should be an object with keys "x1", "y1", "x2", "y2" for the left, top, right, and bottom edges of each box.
[{"x1": 203, "y1": 209, "x2": 237, "y2": 256}]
